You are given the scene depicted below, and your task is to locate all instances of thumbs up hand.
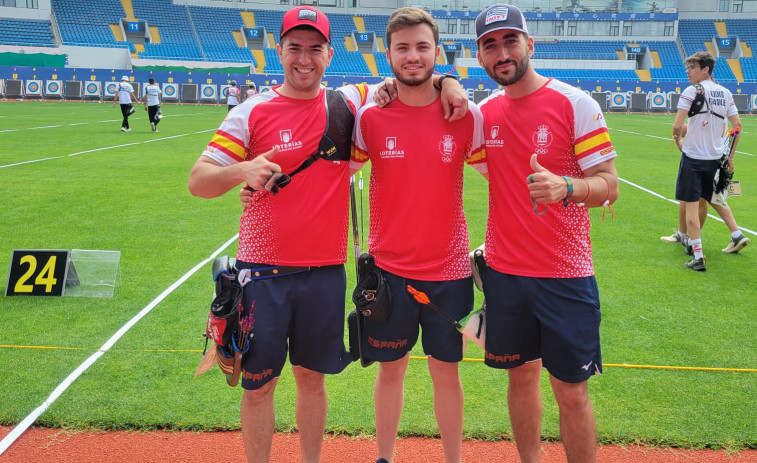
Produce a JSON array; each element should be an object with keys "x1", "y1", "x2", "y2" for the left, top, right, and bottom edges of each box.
[
  {"x1": 240, "y1": 145, "x2": 282, "y2": 192},
  {"x1": 527, "y1": 153, "x2": 569, "y2": 204}
]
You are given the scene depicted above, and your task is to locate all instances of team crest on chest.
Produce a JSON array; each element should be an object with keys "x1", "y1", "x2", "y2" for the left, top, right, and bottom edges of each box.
[
  {"x1": 438, "y1": 135, "x2": 456, "y2": 163},
  {"x1": 532, "y1": 124, "x2": 553, "y2": 155}
]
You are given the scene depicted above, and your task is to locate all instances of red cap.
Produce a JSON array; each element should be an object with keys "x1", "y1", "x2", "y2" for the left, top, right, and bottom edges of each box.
[{"x1": 280, "y1": 6, "x2": 330, "y2": 43}]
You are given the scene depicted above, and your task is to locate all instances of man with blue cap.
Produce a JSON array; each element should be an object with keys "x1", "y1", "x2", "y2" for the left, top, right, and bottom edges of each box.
[{"x1": 474, "y1": 4, "x2": 619, "y2": 462}]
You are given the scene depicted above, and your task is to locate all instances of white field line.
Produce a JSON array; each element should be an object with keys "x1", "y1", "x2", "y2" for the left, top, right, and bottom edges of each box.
[
  {"x1": 0, "y1": 234, "x2": 239, "y2": 457},
  {"x1": 608, "y1": 126, "x2": 755, "y2": 156},
  {"x1": 619, "y1": 178, "x2": 756, "y2": 236},
  {"x1": 610, "y1": 126, "x2": 755, "y2": 235},
  {"x1": 0, "y1": 129, "x2": 215, "y2": 168},
  {"x1": 0, "y1": 156, "x2": 65, "y2": 168},
  {"x1": 0, "y1": 112, "x2": 210, "y2": 133}
]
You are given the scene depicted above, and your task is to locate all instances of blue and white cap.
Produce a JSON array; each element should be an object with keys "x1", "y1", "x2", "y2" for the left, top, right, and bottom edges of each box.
[{"x1": 475, "y1": 4, "x2": 528, "y2": 42}]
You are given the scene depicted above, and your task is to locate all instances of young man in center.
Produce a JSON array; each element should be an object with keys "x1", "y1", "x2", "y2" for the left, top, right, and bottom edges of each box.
[{"x1": 351, "y1": 7, "x2": 486, "y2": 463}]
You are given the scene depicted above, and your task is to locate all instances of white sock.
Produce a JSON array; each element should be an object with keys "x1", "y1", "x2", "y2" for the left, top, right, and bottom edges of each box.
[{"x1": 690, "y1": 238, "x2": 703, "y2": 259}]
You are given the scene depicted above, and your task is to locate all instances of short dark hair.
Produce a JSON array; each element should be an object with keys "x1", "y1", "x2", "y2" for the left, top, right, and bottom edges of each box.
[
  {"x1": 685, "y1": 51, "x2": 716, "y2": 76},
  {"x1": 148, "y1": 77, "x2": 155, "y2": 84},
  {"x1": 386, "y1": 7, "x2": 439, "y2": 49}
]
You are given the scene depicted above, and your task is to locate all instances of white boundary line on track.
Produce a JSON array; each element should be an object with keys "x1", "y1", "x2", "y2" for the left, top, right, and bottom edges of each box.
[
  {"x1": 0, "y1": 235, "x2": 239, "y2": 457},
  {"x1": 0, "y1": 129, "x2": 215, "y2": 169}
]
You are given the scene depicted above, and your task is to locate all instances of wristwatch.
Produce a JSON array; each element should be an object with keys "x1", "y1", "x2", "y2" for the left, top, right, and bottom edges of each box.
[{"x1": 435, "y1": 74, "x2": 460, "y2": 90}]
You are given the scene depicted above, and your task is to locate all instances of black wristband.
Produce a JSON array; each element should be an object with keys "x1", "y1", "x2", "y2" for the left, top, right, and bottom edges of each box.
[{"x1": 434, "y1": 73, "x2": 459, "y2": 90}]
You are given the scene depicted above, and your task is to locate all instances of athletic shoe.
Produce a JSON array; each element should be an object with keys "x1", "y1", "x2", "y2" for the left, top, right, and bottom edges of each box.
[
  {"x1": 660, "y1": 229, "x2": 683, "y2": 243},
  {"x1": 684, "y1": 256, "x2": 706, "y2": 271},
  {"x1": 120, "y1": 127, "x2": 127, "y2": 132},
  {"x1": 154, "y1": 128, "x2": 158, "y2": 133},
  {"x1": 150, "y1": 122, "x2": 156, "y2": 132},
  {"x1": 124, "y1": 128, "x2": 131, "y2": 132},
  {"x1": 722, "y1": 234, "x2": 750, "y2": 253}
]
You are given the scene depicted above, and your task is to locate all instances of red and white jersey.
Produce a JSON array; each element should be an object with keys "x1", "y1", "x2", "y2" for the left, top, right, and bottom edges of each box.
[
  {"x1": 245, "y1": 88, "x2": 257, "y2": 99},
  {"x1": 352, "y1": 97, "x2": 486, "y2": 281},
  {"x1": 202, "y1": 84, "x2": 372, "y2": 266},
  {"x1": 227, "y1": 86, "x2": 240, "y2": 105},
  {"x1": 479, "y1": 78, "x2": 617, "y2": 278}
]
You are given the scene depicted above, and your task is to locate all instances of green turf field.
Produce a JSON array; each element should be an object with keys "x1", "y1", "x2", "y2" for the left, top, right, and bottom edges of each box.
[{"x1": 0, "y1": 100, "x2": 754, "y2": 450}]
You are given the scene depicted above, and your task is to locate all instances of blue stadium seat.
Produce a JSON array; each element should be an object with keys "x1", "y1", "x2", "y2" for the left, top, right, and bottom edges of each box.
[
  {"x1": 132, "y1": 0, "x2": 202, "y2": 60},
  {"x1": 0, "y1": 18, "x2": 56, "y2": 47},
  {"x1": 51, "y1": 0, "x2": 130, "y2": 48}
]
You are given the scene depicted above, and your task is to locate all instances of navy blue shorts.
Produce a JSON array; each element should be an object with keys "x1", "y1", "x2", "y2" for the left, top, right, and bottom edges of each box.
[
  {"x1": 236, "y1": 263, "x2": 351, "y2": 390},
  {"x1": 362, "y1": 272, "x2": 473, "y2": 363},
  {"x1": 483, "y1": 270, "x2": 602, "y2": 383},
  {"x1": 675, "y1": 153, "x2": 720, "y2": 203}
]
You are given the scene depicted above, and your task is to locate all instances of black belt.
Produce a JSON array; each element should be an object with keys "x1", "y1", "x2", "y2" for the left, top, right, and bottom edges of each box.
[{"x1": 245, "y1": 265, "x2": 311, "y2": 280}]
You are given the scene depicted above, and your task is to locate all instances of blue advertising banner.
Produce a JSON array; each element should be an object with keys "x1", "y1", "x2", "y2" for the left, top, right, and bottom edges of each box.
[{"x1": 430, "y1": 10, "x2": 677, "y2": 21}]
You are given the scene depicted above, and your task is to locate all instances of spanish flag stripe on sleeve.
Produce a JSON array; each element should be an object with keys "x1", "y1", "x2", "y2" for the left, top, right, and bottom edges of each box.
[
  {"x1": 352, "y1": 144, "x2": 369, "y2": 163},
  {"x1": 576, "y1": 140, "x2": 613, "y2": 160},
  {"x1": 355, "y1": 83, "x2": 368, "y2": 106},
  {"x1": 574, "y1": 128, "x2": 612, "y2": 159},
  {"x1": 466, "y1": 146, "x2": 486, "y2": 165},
  {"x1": 208, "y1": 130, "x2": 246, "y2": 162},
  {"x1": 217, "y1": 129, "x2": 245, "y2": 146}
]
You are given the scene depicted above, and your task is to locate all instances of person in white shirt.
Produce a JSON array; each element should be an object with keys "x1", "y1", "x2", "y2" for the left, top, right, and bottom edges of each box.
[
  {"x1": 227, "y1": 80, "x2": 240, "y2": 112},
  {"x1": 143, "y1": 77, "x2": 163, "y2": 132},
  {"x1": 672, "y1": 51, "x2": 747, "y2": 271},
  {"x1": 113, "y1": 75, "x2": 137, "y2": 132}
]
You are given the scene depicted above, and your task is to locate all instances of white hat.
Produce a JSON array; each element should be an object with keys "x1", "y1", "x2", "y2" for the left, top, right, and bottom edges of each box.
[{"x1": 121, "y1": 75, "x2": 129, "y2": 81}]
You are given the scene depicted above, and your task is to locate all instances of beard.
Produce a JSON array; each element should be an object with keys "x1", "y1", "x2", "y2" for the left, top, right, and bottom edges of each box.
[
  {"x1": 485, "y1": 53, "x2": 530, "y2": 86},
  {"x1": 390, "y1": 60, "x2": 435, "y2": 87}
]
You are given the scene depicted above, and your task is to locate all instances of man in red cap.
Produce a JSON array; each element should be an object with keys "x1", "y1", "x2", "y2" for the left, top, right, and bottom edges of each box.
[{"x1": 189, "y1": 6, "x2": 365, "y2": 463}]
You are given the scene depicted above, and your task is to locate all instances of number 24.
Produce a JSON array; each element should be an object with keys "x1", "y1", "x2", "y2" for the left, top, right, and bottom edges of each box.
[{"x1": 14, "y1": 255, "x2": 58, "y2": 293}]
